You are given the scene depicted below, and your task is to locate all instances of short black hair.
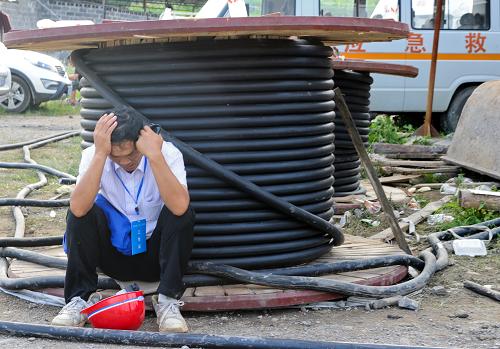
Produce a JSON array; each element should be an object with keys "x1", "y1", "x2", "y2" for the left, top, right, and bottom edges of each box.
[{"x1": 108, "y1": 107, "x2": 144, "y2": 144}]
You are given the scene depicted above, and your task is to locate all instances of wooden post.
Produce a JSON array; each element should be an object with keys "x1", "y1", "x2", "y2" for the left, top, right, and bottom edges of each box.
[
  {"x1": 459, "y1": 189, "x2": 500, "y2": 211},
  {"x1": 334, "y1": 88, "x2": 412, "y2": 255},
  {"x1": 415, "y1": 0, "x2": 442, "y2": 137}
]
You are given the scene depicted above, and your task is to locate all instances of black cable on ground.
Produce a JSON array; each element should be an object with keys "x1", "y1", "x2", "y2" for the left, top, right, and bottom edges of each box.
[
  {"x1": 0, "y1": 162, "x2": 76, "y2": 180},
  {"x1": 0, "y1": 321, "x2": 444, "y2": 349},
  {"x1": 0, "y1": 236, "x2": 63, "y2": 248},
  {"x1": 188, "y1": 251, "x2": 436, "y2": 298},
  {"x1": 427, "y1": 218, "x2": 500, "y2": 271},
  {"x1": 0, "y1": 199, "x2": 69, "y2": 207},
  {"x1": 0, "y1": 245, "x2": 425, "y2": 290},
  {"x1": 0, "y1": 274, "x2": 117, "y2": 290},
  {"x1": 0, "y1": 131, "x2": 76, "y2": 151}
]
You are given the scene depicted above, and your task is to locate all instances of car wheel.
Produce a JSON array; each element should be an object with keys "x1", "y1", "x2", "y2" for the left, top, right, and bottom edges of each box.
[
  {"x1": 440, "y1": 86, "x2": 477, "y2": 133},
  {"x1": 0, "y1": 75, "x2": 32, "y2": 113}
]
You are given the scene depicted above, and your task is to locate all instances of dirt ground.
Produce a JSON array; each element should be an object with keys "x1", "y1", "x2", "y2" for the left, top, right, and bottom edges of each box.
[{"x1": 0, "y1": 114, "x2": 499, "y2": 349}]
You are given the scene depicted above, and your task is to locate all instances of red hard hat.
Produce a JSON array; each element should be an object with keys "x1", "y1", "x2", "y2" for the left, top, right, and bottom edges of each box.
[{"x1": 81, "y1": 290, "x2": 145, "y2": 330}]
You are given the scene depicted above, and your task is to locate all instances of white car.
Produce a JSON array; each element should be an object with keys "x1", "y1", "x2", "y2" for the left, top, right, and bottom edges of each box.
[
  {"x1": 0, "y1": 42, "x2": 70, "y2": 113},
  {"x1": 0, "y1": 62, "x2": 10, "y2": 97}
]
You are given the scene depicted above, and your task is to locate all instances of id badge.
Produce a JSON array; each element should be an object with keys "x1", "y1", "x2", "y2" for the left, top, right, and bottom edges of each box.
[{"x1": 131, "y1": 219, "x2": 147, "y2": 255}]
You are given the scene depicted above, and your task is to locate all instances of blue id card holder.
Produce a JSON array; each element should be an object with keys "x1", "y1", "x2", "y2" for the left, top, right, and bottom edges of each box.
[{"x1": 131, "y1": 219, "x2": 147, "y2": 255}]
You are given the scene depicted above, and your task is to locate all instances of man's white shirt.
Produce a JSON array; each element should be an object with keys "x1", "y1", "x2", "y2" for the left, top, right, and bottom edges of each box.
[{"x1": 77, "y1": 142, "x2": 187, "y2": 239}]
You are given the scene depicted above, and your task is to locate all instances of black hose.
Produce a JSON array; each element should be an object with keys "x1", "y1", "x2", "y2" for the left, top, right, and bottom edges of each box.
[
  {"x1": 0, "y1": 245, "x2": 424, "y2": 288},
  {"x1": 0, "y1": 275, "x2": 118, "y2": 290},
  {"x1": 427, "y1": 218, "x2": 500, "y2": 271},
  {"x1": 189, "y1": 251, "x2": 436, "y2": 298},
  {"x1": 0, "y1": 321, "x2": 444, "y2": 349},
  {"x1": 0, "y1": 247, "x2": 67, "y2": 269},
  {"x1": 72, "y1": 39, "x2": 344, "y2": 269},
  {"x1": 0, "y1": 131, "x2": 75, "y2": 151},
  {"x1": 0, "y1": 236, "x2": 63, "y2": 247},
  {"x1": 332, "y1": 69, "x2": 372, "y2": 197},
  {"x1": 0, "y1": 162, "x2": 75, "y2": 180},
  {"x1": 0, "y1": 199, "x2": 69, "y2": 207}
]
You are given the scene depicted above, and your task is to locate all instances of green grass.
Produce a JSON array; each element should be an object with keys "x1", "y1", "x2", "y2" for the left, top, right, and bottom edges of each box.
[
  {"x1": 435, "y1": 199, "x2": 499, "y2": 230},
  {"x1": 413, "y1": 194, "x2": 430, "y2": 207},
  {"x1": 31, "y1": 137, "x2": 81, "y2": 177},
  {"x1": 0, "y1": 101, "x2": 80, "y2": 117},
  {"x1": 0, "y1": 90, "x2": 81, "y2": 117},
  {"x1": 0, "y1": 135, "x2": 81, "y2": 237},
  {"x1": 368, "y1": 114, "x2": 414, "y2": 145},
  {"x1": 413, "y1": 136, "x2": 433, "y2": 146}
]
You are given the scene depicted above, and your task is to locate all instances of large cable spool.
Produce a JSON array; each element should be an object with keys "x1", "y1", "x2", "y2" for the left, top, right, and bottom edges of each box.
[
  {"x1": 332, "y1": 70, "x2": 372, "y2": 197},
  {"x1": 78, "y1": 39, "x2": 338, "y2": 269}
]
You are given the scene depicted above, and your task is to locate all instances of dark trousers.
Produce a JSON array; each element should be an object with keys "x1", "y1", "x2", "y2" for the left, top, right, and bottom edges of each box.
[{"x1": 64, "y1": 204, "x2": 195, "y2": 303}]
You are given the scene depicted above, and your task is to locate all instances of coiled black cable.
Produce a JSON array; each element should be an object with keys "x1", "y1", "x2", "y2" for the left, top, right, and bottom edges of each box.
[
  {"x1": 78, "y1": 39, "x2": 339, "y2": 269},
  {"x1": 333, "y1": 70, "x2": 373, "y2": 197}
]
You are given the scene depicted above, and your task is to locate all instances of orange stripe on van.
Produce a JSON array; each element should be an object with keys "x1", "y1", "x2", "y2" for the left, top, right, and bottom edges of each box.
[{"x1": 343, "y1": 53, "x2": 500, "y2": 60}]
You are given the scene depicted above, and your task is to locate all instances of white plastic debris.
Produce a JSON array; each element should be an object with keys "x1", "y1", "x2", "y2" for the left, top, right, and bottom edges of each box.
[
  {"x1": 361, "y1": 219, "x2": 380, "y2": 227},
  {"x1": 417, "y1": 186, "x2": 432, "y2": 193},
  {"x1": 453, "y1": 239, "x2": 487, "y2": 257},
  {"x1": 363, "y1": 200, "x2": 381, "y2": 214},
  {"x1": 0, "y1": 287, "x2": 64, "y2": 307},
  {"x1": 37, "y1": 19, "x2": 94, "y2": 29},
  {"x1": 440, "y1": 183, "x2": 458, "y2": 195},
  {"x1": 427, "y1": 214, "x2": 454, "y2": 225},
  {"x1": 353, "y1": 208, "x2": 364, "y2": 218},
  {"x1": 339, "y1": 211, "x2": 352, "y2": 228},
  {"x1": 475, "y1": 184, "x2": 494, "y2": 191}
]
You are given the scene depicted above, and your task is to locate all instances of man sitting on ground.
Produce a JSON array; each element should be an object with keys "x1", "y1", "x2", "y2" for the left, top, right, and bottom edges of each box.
[{"x1": 52, "y1": 107, "x2": 194, "y2": 332}]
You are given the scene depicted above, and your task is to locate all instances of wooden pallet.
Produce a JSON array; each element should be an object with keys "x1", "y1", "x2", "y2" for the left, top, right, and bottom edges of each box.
[{"x1": 8, "y1": 235, "x2": 407, "y2": 311}]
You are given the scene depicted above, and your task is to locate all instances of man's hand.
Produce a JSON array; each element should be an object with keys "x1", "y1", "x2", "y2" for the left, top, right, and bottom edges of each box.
[
  {"x1": 94, "y1": 113, "x2": 117, "y2": 157},
  {"x1": 136, "y1": 125, "x2": 164, "y2": 159}
]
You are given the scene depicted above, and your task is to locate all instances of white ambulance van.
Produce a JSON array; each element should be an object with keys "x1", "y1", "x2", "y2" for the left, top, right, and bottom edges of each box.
[{"x1": 244, "y1": 0, "x2": 500, "y2": 132}]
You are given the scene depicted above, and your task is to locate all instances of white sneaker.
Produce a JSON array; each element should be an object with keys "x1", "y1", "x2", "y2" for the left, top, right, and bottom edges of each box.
[
  {"x1": 51, "y1": 296, "x2": 88, "y2": 327},
  {"x1": 87, "y1": 292, "x2": 103, "y2": 306},
  {"x1": 152, "y1": 295, "x2": 188, "y2": 333},
  {"x1": 51, "y1": 293, "x2": 102, "y2": 327}
]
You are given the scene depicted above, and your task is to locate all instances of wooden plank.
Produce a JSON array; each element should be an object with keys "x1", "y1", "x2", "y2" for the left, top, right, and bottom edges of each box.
[
  {"x1": 371, "y1": 154, "x2": 448, "y2": 168},
  {"x1": 4, "y1": 17, "x2": 409, "y2": 51},
  {"x1": 182, "y1": 287, "x2": 195, "y2": 298},
  {"x1": 381, "y1": 166, "x2": 459, "y2": 175},
  {"x1": 372, "y1": 143, "x2": 448, "y2": 155},
  {"x1": 379, "y1": 174, "x2": 422, "y2": 184},
  {"x1": 331, "y1": 59, "x2": 418, "y2": 78},
  {"x1": 223, "y1": 286, "x2": 255, "y2": 296},
  {"x1": 245, "y1": 285, "x2": 284, "y2": 294},
  {"x1": 193, "y1": 286, "x2": 226, "y2": 297}
]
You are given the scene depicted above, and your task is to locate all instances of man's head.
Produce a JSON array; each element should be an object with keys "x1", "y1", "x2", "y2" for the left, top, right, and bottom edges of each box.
[{"x1": 107, "y1": 107, "x2": 144, "y2": 172}]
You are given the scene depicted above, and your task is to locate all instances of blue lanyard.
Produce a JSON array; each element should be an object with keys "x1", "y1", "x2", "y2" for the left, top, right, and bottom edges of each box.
[{"x1": 113, "y1": 157, "x2": 148, "y2": 214}]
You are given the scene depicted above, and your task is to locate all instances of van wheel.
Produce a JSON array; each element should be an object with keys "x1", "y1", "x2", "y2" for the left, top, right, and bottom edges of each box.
[
  {"x1": 0, "y1": 75, "x2": 32, "y2": 113},
  {"x1": 440, "y1": 86, "x2": 477, "y2": 133}
]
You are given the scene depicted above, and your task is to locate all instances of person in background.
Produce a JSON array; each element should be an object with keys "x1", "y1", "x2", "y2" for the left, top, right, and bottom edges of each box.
[{"x1": 66, "y1": 55, "x2": 81, "y2": 106}]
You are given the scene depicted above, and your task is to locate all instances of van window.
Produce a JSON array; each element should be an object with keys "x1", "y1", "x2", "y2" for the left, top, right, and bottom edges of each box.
[
  {"x1": 259, "y1": 0, "x2": 295, "y2": 16},
  {"x1": 411, "y1": 0, "x2": 490, "y2": 30},
  {"x1": 246, "y1": 0, "x2": 263, "y2": 16},
  {"x1": 320, "y1": 0, "x2": 400, "y2": 21}
]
